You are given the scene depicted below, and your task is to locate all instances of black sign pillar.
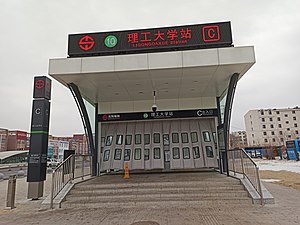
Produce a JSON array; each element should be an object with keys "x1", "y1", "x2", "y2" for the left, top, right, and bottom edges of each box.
[{"x1": 27, "y1": 76, "x2": 51, "y2": 199}]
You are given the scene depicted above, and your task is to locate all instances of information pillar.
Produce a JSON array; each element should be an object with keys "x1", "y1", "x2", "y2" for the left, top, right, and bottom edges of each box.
[{"x1": 27, "y1": 76, "x2": 51, "y2": 199}]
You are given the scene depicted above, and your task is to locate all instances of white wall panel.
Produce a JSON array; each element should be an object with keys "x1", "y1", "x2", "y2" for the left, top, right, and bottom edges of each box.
[
  {"x1": 148, "y1": 51, "x2": 182, "y2": 69},
  {"x1": 115, "y1": 54, "x2": 148, "y2": 71},
  {"x1": 82, "y1": 56, "x2": 114, "y2": 73},
  {"x1": 182, "y1": 49, "x2": 218, "y2": 67},
  {"x1": 49, "y1": 58, "x2": 81, "y2": 74},
  {"x1": 218, "y1": 46, "x2": 255, "y2": 65}
]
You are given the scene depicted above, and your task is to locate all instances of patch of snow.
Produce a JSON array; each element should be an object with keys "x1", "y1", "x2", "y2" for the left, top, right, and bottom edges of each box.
[
  {"x1": 254, "y1": 159, "x2": 300, "y2": 174},
  {"x1": 261, "y1": 179, "x2": 281, "y2": 183}
]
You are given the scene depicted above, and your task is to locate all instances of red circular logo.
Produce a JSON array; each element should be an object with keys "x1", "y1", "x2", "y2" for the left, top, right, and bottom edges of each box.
[
  {"x1": 35, "y1": 80, "x2": 45, "y2": 89},
  {"x1": 79, "y1": 35, "x2": 95, "y2": 51},
  {"x1": 102, "y1": 115, "x2": 108, "y2": 121}
]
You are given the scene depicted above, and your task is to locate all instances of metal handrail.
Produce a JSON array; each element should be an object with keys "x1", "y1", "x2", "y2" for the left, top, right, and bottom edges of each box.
[
  {"x1": 50, "y1": 155, "x2": 75, "y2": 209},
  {"x1": 50, "y1": 154, "x2": 92, "y2": 209},
  {"x1": 227, "y1": 149, "x2": 263, "y2": 205}
]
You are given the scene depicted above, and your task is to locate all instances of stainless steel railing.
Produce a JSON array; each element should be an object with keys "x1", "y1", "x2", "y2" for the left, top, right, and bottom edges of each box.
[
  {"x1": 74, "y1": 155, "x2": 92, "y2": 180},
  {"x1": 50, "y1": 154, "x2": 92, "y2": 209},
  {"x1": 227, "y1": 149, "x2": 263, "y2": 205}
]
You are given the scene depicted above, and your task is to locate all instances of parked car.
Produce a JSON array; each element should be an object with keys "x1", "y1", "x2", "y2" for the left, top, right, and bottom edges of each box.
[{"x1": 47, "y1": 159, "x2": 60, "y2": 168}]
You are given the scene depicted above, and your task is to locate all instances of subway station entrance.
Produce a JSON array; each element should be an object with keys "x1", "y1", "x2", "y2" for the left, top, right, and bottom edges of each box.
[
  {"x1": 100, "y1": 118, "x2": 218, "y2": 172},
  {"x1": 49, "y1": 21, "x2": 255, "y2": 176}
]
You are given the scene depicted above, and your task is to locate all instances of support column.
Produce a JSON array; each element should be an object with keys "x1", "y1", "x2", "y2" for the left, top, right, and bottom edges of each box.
[
  {"x1": 94, "y1": 103, "x2": 99, "y2": 176},
  {"x1": 217, "y1": 73, "x2": 239, "y2": 176},
  {"x1": 68, "y1": 83, "x2": 96, "y2": 176}
]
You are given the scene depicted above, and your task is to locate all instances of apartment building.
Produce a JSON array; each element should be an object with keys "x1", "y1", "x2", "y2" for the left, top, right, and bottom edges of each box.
[
  {"x1": 229, "y1": 131, "x2": 248, "y2": 148},
  {"x1": 244, "y1": 107, "x2": 300, "y2": 146}
]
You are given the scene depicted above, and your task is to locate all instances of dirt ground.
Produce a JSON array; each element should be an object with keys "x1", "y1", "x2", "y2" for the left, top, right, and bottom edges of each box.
[{"x1": 260, "y1": 170, "x2": 300, "y2": 191}]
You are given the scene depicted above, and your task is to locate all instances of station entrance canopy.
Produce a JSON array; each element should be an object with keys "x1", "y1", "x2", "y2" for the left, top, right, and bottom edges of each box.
[
  {"x1": 49, "y1": 47, "x2": 255, "y2": 110},
  {"x1": 48, "y1": 21, "x2": 255, "y2": 175},
  {"x1": 50, "y1": 21, "x2": 254, "y2": 107}
]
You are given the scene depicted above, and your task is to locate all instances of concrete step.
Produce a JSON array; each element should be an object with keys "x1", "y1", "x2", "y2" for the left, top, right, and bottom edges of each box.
[
  {"x1": 73, "y1": 183, "x2": 244, "y2": 192},
  {"x1": 84, "y1": 176, "x2": 241, "y2": 183},
  {"x1": 82, "y1": 178, "x2": 241, "y2": 184},
  {"x1": 62, "y1": 172, "x2": 252, "y2": 208},
  {"x1": 67, "y1": 192, "x2": 249, "y2": 201},
  {"x1": 73, "y1": 180, "x2": 241, "y2": 190},
  {"x1": 70, "y1": 188, "x2": 247, "y2": 196},
  {"x1": 62, "y1": 198, "x2": 252, "y2": 208}
]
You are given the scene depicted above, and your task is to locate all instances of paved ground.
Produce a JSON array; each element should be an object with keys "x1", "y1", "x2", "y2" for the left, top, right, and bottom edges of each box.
[{"x1": 0, "y1": 174, "x2": 300, "y2": 225}]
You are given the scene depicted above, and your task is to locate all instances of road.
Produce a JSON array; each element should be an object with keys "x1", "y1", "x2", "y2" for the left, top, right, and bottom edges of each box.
[{"x1": 0, "y1": 163, "x2": 27, "y2": 180}]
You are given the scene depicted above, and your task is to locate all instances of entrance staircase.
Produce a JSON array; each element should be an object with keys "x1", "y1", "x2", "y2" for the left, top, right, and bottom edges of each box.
[{"x1": 62, "y1": 171, "x2": 252, "y2": 208}]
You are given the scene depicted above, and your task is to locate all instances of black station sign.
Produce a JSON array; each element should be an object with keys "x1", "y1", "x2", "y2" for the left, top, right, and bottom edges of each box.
[
  {"x1": 33, "y1": 76, "x2": 51, "y2": 100},
  {"x1": 30, "y1": 99, "x2": 50, "y2": 132},
  {"x1": 99, "y1": 108, "x2": 218, "y2": 123},
  {"x1": 68, "y1": 22, "x2": 232, "y2": 57}
]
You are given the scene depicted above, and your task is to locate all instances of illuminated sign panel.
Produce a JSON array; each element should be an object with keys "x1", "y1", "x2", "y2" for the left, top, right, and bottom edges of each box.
[
  {"x1": 68, "y1": 22, "x2": 232, "y2": 57},
  {"x1": 33, "y1": 76, "x2": 52, "y2": 100},
  {"x1": 99, "y1": 108, "x2": 218, "y2": 122}
]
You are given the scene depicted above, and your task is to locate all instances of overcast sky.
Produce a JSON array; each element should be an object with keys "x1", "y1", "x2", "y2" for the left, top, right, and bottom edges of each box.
[{"x1": 0, "y1": 0, "x2": 300, "y2": 136}]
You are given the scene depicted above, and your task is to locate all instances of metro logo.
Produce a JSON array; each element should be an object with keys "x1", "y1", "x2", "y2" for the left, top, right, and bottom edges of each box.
[
  {"x1": 79, "y1": 35, "x2": 95, "y2": 51},
  {"x1": 202, "y1": 26, "x2": 220, "y2": 42},
  {"x1": 35, "y1": 79, "x2": 45, "y2": 89}
]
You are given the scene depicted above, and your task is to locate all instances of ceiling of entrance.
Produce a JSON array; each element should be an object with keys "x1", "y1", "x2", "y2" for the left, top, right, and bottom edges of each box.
[{"x1": 49, "y1": 46, "x2": 255, "y2": 103}]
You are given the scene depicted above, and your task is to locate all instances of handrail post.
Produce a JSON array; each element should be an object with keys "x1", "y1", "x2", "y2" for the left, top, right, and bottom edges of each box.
[
  {"x1": 69, "y1": 156, "x2": 74, "y2": 184},
  {"x1": 50, "y1": 172, "x2": 54, "y2": 209},
  {"x1": 232, "y1": 150, "x2": 236, "y2": 176},
  {"x1": 68, "y1": 158, "x2": 72, "y2": 184},
  {"x1": 90, "y1": 155, "x2": 93, "y2": 175},
  {"x1": 61, "y1": 163, "x2": 64, "y2": 185},
  {"x1": 240, "y1": 149, "x2": 245, "y2": 178},
  {"x1": 82, "y1": 155, "x2": 84, "y2": 180},
  {"x1": 256, "y1": 166, "x2": 264, "y2": 205},
  {"x1": 72, "y1": 155, "x2": 75, "y2": 181}
]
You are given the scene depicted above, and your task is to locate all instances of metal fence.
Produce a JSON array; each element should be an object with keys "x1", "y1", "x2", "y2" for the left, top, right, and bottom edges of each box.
[
  {"x1": 74, "y1": 155, "x2": 92, "y2": 179},
  {"x1": 50, "y1": 154, "x2": 92, "y2": 209},
  {"x1": 227, "y1": 149, "x2": 263, "y2": 205}
]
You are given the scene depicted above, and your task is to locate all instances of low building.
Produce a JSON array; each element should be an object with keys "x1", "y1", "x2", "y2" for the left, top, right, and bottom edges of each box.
[
  {"x1": 7, "y1": 130, "x2": 28, "y2": 151},
  {"x1": 71, "y1": 134, "x2": 89, "y2": 155},
  {"x1": 48, "y1": 136, "x2": 70, "y2": 160},
  {"x1": 0, "y1": 150, "x2": 29, "y2": 164},
  {"x1": 245, "y1": 107, "x2": 300, "y2": 146},
  {"x1": 48, "y1": 134, "x2": 89, "y2": 159},
  {"x1": 0, "y1": 128, "x2": 8, "y2": 152}
]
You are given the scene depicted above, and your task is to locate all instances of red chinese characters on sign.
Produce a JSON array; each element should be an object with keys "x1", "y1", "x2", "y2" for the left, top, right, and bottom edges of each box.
[
  {"x1": 167, "y1": 29, "x2": 178, "y2": 40},
  {"x1": 154, "y1": 31, "x2": 165, "y2": 41},
  {"x1": 127, "y1": 27, "x2": 192, "y2": 47},
  {"x1": 128, "y1": 33, "x2": 139, "y2": 43},
  {"x1": 141, "y1": 32, "x2": 151, "y2": 42},
  {"x1": 180, "y1": 28, "x2": 192, "y2": 39}
]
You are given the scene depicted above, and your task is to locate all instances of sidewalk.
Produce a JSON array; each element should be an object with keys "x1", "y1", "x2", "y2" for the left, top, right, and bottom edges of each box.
[{"x1": 0, "y1": 176, "x2": 300, "y2": 225}]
